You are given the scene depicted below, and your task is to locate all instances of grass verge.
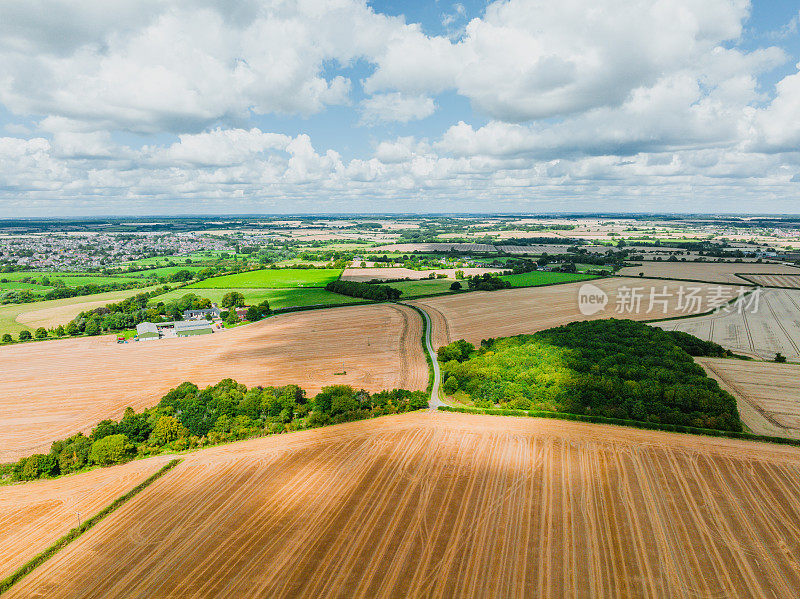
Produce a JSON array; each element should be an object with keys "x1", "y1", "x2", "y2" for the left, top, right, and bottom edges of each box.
[{"x1": 0, "y1": 458, "x2": 181, "y2": 595}]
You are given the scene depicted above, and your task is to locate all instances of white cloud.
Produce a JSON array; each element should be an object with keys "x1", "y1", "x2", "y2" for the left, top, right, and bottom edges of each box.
[
  {"x1": 360, "y1": 93, "x2": 436, "y2": 124},
  {"x1": 0, "y1": 0, "x2": 798, "y2": 213}
]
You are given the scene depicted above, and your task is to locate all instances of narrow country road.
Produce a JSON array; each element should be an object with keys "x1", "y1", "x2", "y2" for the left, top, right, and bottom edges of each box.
[{"x1": 417, "y1": 306, "x2": 443, "y2": 410}]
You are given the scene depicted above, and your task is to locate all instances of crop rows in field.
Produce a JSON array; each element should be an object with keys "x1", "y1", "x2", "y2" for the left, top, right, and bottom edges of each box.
[
  {"x1": 655, "y1": 288, "x2": 800, "y2": 360},
  {"x1": 7, "y1": 412, "x2": 800, "y2": 598}
]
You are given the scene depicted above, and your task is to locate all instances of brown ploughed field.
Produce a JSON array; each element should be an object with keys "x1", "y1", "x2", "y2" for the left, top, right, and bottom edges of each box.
[
  {"x1": 6, "y1": 411, "x2": 800, "y2": 599},
  {"x1": 698, "y1": 357, "x2": 800, "y2": 438},
  {"x1": 409, "y1": 277, "x2": 734, "y2": 347},
  {"x1": 0, "y1": 455, "x2": 172, "y2": 580},
  {"x1": 0, "y1": 304, "x2": 426, "y2": 462}
]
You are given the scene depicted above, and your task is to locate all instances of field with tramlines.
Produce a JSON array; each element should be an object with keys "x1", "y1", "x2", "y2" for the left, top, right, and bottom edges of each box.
[
  {"x1": 6, "y1": 411, "x2": 800, "y2": 598},
  {"x1": 409, "y1": 277, "x2": 733, "y2": 348},
  {"x1": 0, "y1": 304, "x2": 425, "y2": 462},
  {"x1": 0, "y1": 455, "x2": 172, "y2": 580}
]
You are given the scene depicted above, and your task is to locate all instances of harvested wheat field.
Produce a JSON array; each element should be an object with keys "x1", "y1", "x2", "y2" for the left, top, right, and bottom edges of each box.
[
  {"x1": 0, "y1": 304, "x2": 425, "y2": 462},
  {"x1": 698, "y1": 358, "x2": 800, "y2": 438},
  {"x1": 617, "y1": 261, "x2": 800, "y2": 284},
  {"x1": 409, "y1": 277, "x2": 734, "y2": 347},
  {"x1": 655, "y1": 288, "x2": 800, "y2": 361},
  {"x1": 7, "y1": 411, "x2": 800, "y2": 599},
  {"x1": 739, "y1": 273, "x2": 800, "y2": 288},
  {"x1": 0, "y1": 454, "x2": 172, "y2": 580}
]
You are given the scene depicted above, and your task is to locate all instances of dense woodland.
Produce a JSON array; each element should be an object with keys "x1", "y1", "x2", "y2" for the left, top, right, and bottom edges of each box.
[
  {"x1": 439, "y1": 319, "x2": 742, "y2": 432},
  {"x1": 10, "y1": 380, "x2": 427, "y2": 481}
]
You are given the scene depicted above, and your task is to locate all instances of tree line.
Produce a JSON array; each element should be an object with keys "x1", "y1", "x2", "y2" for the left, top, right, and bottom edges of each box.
[
  {"x1": 9, "y1": 380, "x2": 427, "y2": 482},
  {"x1": 325, "y1": 280, "x2": 402, "y2": 301}
]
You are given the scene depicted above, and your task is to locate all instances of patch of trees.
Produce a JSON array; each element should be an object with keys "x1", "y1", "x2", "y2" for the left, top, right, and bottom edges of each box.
[
  {"x1": 10, "y1": 380, "x2": 427, "y2": 482},
  {"x1": 438, "y1": 319, "x2": 742, "y2": 432},
  {"x1": 666, "y1": 330, "x2": 733, "y2": 358},
  {"x1": 466, "y1": 273, "x2": 511, "y2": 291},
  {"x1": 325, "y1": 279, "x2": 402, "y2": 301}
]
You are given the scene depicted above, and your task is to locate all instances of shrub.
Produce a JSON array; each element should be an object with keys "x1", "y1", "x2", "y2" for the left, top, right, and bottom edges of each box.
[{"x1": 89, "y1": 434, "x2": 134, "y2": 465}]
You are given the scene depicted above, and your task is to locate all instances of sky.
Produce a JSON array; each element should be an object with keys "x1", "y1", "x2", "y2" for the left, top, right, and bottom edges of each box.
[{"x1": 0, "y1": 0, "x2": 798, "y2": 216}]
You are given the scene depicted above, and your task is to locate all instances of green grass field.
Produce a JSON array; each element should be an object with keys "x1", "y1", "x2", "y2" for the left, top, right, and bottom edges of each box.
[
  {"x1": 121, "y1": 265, "x2": 207, "y2": 277},
  {"x1": 188, "y1": 268, "x2": 342, "y2": 289},
  {"x1": 0, "y1": 271, "x2": 144, "y2": 285},
  {"x1": 0, "y1": 286, "x2": 163, "y2": 338},
  {"x1": 386, "y1": 279, "x2": 457, "y2": 298},
  {"x1": 151, "y1": 287, "x2": 366, "y2": 310},
  {"x1": 0, "y1": 281, "x2": 53, "y2": 292},
  {"x1": 500, "y1": 271, "x2": 597, "y2": 287}
]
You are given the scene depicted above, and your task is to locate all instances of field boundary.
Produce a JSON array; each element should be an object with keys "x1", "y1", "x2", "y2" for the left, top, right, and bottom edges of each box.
[
  {"x1": 400, "y1": 304, "x2": 435, "y2": 398},
  {"x1": 614, "y1": 272, "x2": 760, "y2": 286},
  {"x1": 0, "y1": 458, "x2": 181, "y2": 595},
  {"x1": 438, "y1": 406, "x2": 800, "y2": 446}
]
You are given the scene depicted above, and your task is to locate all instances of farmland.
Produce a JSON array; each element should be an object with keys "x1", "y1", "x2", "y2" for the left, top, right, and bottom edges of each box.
[
  {"x1": 0, "y1": 304, "x2": 426, "y2": 462},
  {"x1": 617, "y1": 261, "x2": 800, "y2": 284},
  {"x1": 0, "y1": 455, "x2": 172, "y2": 580},
  {"x1": 499, "y1": 271, "x2": 596, "y2": 287},
  {"x1": 7, "y1": 411, "x2": 800, "y2": 598},
  {"x1": 189, "y1": 268, "x2": 342, "y2": 288},
  {"x1": 698, "y1": 358, "x2": 800, "y2": 438},
  {"x1": 151, "y1": 287, "x2": 367, "y2": 310},
  {"x1": 739, "y1": 273, "x2": 800, "y2": 288},
  {"x1": 409, "y1": 278, "x2": 733, "y2": 348},
  {"x1": 654, "y1": 288, "x2": 800, "y2": 360},
  {"x1": 340, "y1": 267, "x2": 505, "y2": 282},
  {"x1": 0, "y1": 286, "x2": 162, "y2": 338}
]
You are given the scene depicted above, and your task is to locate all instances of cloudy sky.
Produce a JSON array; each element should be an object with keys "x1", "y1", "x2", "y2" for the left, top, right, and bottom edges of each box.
[{"x1": 0, "y1": 0, "x2": 799, "y2": 215}]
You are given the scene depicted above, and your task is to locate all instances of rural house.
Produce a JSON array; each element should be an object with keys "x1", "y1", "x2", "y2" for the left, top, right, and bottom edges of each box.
[{"x1": 183, "y1": 303, "x2": 221, "y2": 320}]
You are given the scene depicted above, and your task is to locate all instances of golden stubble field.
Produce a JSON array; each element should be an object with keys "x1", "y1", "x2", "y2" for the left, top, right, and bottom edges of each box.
[
  {"x1": 409, "y1": 277, "x2": 736, "y2": 347},
  {"x1": 0, "y1": 454, "x2": 173, "y2": 580},
  {"x1": 6, "y1": 411, "x2": 800, "y2": 599},
  {"x1": 617, "y1": 261, "x2": 800, "y2": 284},
  {"x1": 0, "y1": 304, "x2": 426, "y2": 462},
  {"x1": 699, "y1": 358, "x2": 800, "y2": 438}
]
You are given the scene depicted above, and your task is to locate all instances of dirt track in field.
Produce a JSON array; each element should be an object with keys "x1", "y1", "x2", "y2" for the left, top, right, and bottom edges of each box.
[
  {"x1": 698, "y1": 358, "x2": 800, "y2": 438},
  {"x1": 409, "y1": 278, "x2": 733, "y2": 347},
  {"x1": 0, "y1": 304, "x2": 426, "y2": 462},
  {"x1": 7, "y1": 411, "x2": 800, "y2": 599},
  {"x1": 0, "y1": 455, "x2": 171, "y2": 580}
]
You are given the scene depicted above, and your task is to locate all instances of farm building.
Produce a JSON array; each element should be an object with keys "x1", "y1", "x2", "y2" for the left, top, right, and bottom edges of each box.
[
  {"x1": 135, "y1": 322, "x2": 160, "y2": 340},
  {"x1": 183, "y1": 304, "x2": 221, "y2": 320},
  {"x1": 175, "y1": 320, "x2": 213, "y2": 337}
]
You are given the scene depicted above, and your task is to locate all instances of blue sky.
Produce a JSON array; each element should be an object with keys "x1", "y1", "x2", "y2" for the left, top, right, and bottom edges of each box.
[{"x1": 0, "y1": 0, "x2": 798, "y2": 215}]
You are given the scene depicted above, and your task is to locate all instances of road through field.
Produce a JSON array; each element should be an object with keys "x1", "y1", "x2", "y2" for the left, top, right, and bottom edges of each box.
[
  {"x1": 409, "y1": 304, "x2": 442, "y2": 409},
  {"x1": 7, "y1": 411, "x2": 800, "y2": 598},
  {"x1": 0, "y1": 303, "x2": 426, "y2": 462}
]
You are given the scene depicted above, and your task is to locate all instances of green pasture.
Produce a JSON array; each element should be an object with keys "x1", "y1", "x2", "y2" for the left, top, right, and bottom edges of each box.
[
  {"x1": 188, "y1": 268, "x2": 342, "y2": 289},
  {"x1": 500, "y1": 271, "x2": 597, "y2": 287},
  {"x1": 386, "y1": 279, "x2": 456, "y2": 298},
  {"x1": 151, "y1": 287, "x2": 366, "y2": 310}
]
